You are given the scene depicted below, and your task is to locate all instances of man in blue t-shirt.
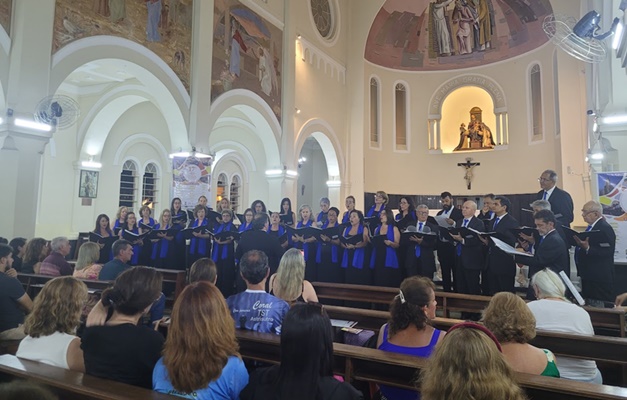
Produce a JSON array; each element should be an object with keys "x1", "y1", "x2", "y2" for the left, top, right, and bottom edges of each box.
[
  {"x1": 99, "y1": 239, "x2": 133, "y2": 281},
  {"x1": 226, "y1": 250, "x2": 289, "y2": 335},
  {"x1": 0, "y1": 243, "x2": 33, "y2": 340}
]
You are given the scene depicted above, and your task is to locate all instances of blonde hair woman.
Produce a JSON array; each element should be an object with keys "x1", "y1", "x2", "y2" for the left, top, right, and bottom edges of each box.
[
  {"x1": 269, "y1": 248, "x2": 318, "y2": 304},
  {"x1": 73, "y1": 242, "x2": 103, "y2": 280},
  {"x1": 419, "y1": 322, "x2": 527, "y2": 400},
  {"x1": 482, "y1": 292, "x2": 559, "y2": 377},
  {"x1": 16, "y1": 277, "x2": 88, "y2": 372}
]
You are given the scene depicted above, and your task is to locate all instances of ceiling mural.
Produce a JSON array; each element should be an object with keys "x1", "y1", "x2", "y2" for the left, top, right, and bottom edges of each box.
[{"x1": 365, "y1": 0, "x2": 553, "y2": 71}]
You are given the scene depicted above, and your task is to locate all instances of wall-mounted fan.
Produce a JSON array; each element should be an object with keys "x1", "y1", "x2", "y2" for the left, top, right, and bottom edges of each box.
[{"x1": 34, "y1": 95, "x2": 81, "y2": 129}]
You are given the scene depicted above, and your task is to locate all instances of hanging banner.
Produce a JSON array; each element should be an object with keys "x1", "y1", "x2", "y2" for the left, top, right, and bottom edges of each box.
[
  {"x1": 596, "y1": 172, "x2": 627, "y2": 264},
  {"x1": 172, "y1": 155, "x2": 213, "y2": 210}
]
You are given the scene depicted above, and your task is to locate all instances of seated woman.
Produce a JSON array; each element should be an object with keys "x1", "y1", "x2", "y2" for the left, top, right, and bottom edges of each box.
[
  {"x1": 189, "y1": 258, "x2": 217, "y2": 284},
  {"x1": 241, "y1": 303, "x2": 363, "y2": 400},
  {"x1": 377, "y1": 276, "x2": 444, "y2": 400},
  {"x1": 482, "y1": 292, "x2": 559, "y2": 377},
  {"x1": 269, "y1": 248, "x2": 318, "y2": 305},
  {"x1": 20, "y1": 238, "x2": 50, "y2": 274},
  {"x1": 73, "y1": 242, "x2": 102, "y2": 280},
  {"x1": 419, "y1": 322, "x2": 526, "y2": 400},
  {"x1": 153, "y1": 281, "x2": 249, "y2": 399},
  {"x1": 527, "y1": 268, "x2": 603, "y2": 384},
  {"x1": 82, "y1": 266, "x2": 164, "y2": 388},
  {"x1": 16, "y1": 276, "x2": 88, "y2": 371}
]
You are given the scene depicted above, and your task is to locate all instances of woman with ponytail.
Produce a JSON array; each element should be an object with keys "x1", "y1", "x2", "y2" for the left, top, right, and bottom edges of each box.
[{"x1": 82, "y1": 266, "x2": 164, "y2": 388}]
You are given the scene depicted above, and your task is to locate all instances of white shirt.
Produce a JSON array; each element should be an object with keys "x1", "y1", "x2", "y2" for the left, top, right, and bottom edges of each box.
[
  {"x1": 16, "y1": 331, "x2": 77, "y2": 369},
  {"x1": 544, "y1": 185, "x2": 556, "y2": 199},
  {"x1": 527, "y1": 299, "x2": 599, "y2": 381}
]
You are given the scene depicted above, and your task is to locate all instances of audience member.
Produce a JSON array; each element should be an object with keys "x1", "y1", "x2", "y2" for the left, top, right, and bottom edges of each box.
[
  {"x1": 21, "y1": 238, "x2": 50, "y2": 274},
  {"x1": 0, "y1": 237, "x2": 7, "y2": 244},
  {"x1": 39, "y1": 237, "x2": 73, "y2": 277},
  {"x1": 99, "y1": 239, "x2": 133, "y2": 280},
  {"x1": 419, "y1": 322, "x2": 527, "y2": 400},
  {"x1": 9, "y1": 237, "x2": 26, "y2": 272},
  {"x1": 241, "y1": 302, "x2": 363, "y2": 400},
  {"x1": 73, "y1": 242, "x2": 103, "y2": 280},
  {"x1": 377, "y1": 276, "x2": 444, "y2": 400},
  {"x1": 226, "y1": 250, "x2": 289, "y2": 334},
  {"x1": 0, "y1": 381, "x2": 58, "y2": 400},
  {"x1": 16, "y1": 277, "x2": 88, "y2": 372},
  {"x1": 153, "y1": 282, "x2": 249, "y2": 398},
  {"x1": 527, "y1": 269, "x2": 602, "y2": 383},
  {"x1": 482, "y1": 292, "x2": 559, "y2": 377},
  {"x1": 189, "y1": 257, "x2": 218, "y2": 284},
  {"x1": 82, "y1": 266, "x2": 164, "y2": 388},
  {"x1": 269, "y1": 248, "x2": 319, "y2": 304},
  {"x1": 0, "y1": 243, "x2": 33, "y2": 340}
]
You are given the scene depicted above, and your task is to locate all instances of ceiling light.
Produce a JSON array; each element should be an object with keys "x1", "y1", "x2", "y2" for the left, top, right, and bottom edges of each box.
[
  {"x1": 286, "y1": 170, "x2": 298, "y2": 177},
  {"x1": 612, "y1": 21, "x2": 624, "y2": 49},
  {"x1": 81, "y1": 160, "x2": 102, "y2": 169},
  {"x1": 14, "y1": 118, "x2": 52, "y2": 132},
  {"x1": 601, "y1": 114, "x2": 627, "y2": 124}
]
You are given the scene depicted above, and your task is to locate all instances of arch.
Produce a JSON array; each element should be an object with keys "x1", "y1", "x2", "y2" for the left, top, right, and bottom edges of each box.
[
  {"x1": 428, "y1": 73, "x2": 507, "y2": 118},
  {"x1": 205, "y1": 89, "x2": 281, "y2": 164},
  {"x1": 113, "y1": 133, "x2": 170, "y2": 167},
  {"x1": 295, "y1": 118, "x2": 344, "y2": 180},
  {"x1": 50, "y1": 36, "x2": 189, "y2": 153},
  {"x1": 210, "y1": 141, "x2": 257, "y2": 174}
]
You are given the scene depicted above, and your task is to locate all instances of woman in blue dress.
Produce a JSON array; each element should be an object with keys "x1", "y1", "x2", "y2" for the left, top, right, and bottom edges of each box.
[
  {"x1": 189, "y1": 205, "x2": 211, "y2": 266},
  {"x1": 238, "y1": 208, "x2": 255, "y2": 233},
  {"x1": 316, "y1": 207, "x2": 343, "y2": 285},
  {"x1": 341, "y1": 195, "x2": 355, "y2": 225},
  {"x1": 151, "y1": 209, "x2": 175, "y2": 269},
  {"x1": 371, "y1": 209, "x2": 401, "y2": 288},
  {"x1": 212, "y1": 209, "x2": 238, "y2": 297},
  {"x1": 120, "y1": 211, "x2": 142, "y2": 266},
  {"x1": 291, "y1": 205, "x2": 318, "y2": 282},
  {"x1": 170, "y1": 197, "x2": 188, "y2": 270},
  {"x1": 341, "y1": 210, "x2": 371, "y2": 286}
]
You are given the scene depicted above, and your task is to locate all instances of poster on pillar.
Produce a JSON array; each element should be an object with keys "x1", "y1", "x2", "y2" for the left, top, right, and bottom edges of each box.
[
  {"x1": 172, "y1": 156, "x2": 212, "y2": 211},
  {"x1": 211, "y1": 0, "x2": 283, "y2": 123},
  {"x1": 0, "y1": 0, "x2": 11, "y2": 37},
  {"x1": 52, "y1": 0, "x2": 193, "y2": 91},
  {"x1": 596, "y1": 172, "x2": 627, "y2": 264}
]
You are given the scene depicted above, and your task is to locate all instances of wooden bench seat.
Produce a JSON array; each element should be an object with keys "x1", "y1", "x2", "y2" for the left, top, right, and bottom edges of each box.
[
  {"x1": 313, "y1": 282, "x2": 627, "y2": 337},
  {"x1": 0, "y1": 354, "x2": 177, "y2": 399},
  {"x1": 235, "y1": 330, "x2": 627, "y2": 400}
]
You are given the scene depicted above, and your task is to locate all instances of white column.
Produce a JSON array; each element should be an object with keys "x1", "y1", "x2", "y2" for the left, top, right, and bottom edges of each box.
[
  {"x1": 436, "y1": 119, "x2": 442, "y2": 150},
  {"x1": 495, "y1": 113, "x2": 502, "y2": 145}
]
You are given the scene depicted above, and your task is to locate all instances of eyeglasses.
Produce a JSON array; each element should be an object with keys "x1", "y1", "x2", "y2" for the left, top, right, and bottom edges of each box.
[
  {"x1": 581, "y1": 210, "x2": 596, "y2": 215},
  {"x1": 537, "y1": 177, "x2": 552, "y2": 182},
  {"x1": 417, "y1": 211, "x2": 429, "y2": 215}
]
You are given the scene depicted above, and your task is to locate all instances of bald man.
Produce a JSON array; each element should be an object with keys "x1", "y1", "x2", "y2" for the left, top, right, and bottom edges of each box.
[{"x1": 450, "y1": 201, "x2": 485, "y2": 295}]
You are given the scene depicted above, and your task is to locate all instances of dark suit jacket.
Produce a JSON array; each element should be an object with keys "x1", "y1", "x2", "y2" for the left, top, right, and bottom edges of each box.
[
  {"x1": 235, "y1": 229, "x2": 285, "y2": 272},
  {"x1": 486, "y1": 213, "x2": 519, "y2": 277},
  {"x1": 415, "y1": 221, "x2": 439, "y2": 272},
  {"x1": 577, "y1": 218, "x2": 616, "y2": 284},
  {"x1": 536, "y1": 186, "x2": 574, "y2": 227},
  {"x1": 436, "y1": 207, "x2": 463, "y2": 251},
  {"x1": 519, "y1": 230, "x2": 569, "y2": 277},
  {"x1": 455, "y1": 216, "x2": 485, "y2": 270}
]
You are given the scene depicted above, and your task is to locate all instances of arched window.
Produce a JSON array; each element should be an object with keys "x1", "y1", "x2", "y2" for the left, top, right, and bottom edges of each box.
[
  {"x1": 395, "y1": 82, "x2": 408, "y2": 151},
  {"x1": 529, "y1": 63, "x2": 544, "y2": 141},
  {"x1": 216, "y1": 173, "x2": 228, "y2": 208},
  {"x1": 119, "y1": 160, "x2": 138, "y2": 210},
  {"x1": 370, "y1": 77, "x2": 380, "y2": 148},
  {"x1": 230, "y1": 175, "x2": 241, "y2": 212},
  {"x1": 142, "y1": 163, "x2": 158, "y2": 208},
  {"x1": 552, "y1": 52, "x2": 561, "y2": 138}
]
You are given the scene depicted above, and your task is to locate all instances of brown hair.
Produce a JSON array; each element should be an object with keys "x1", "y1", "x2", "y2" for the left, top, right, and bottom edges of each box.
[
  {"x1": 163, "y1": 282, "x2": 239, "y2": 393},
  {"x1": 193, "y1": 204, "x2": 206, "y2": 219},
  {"x1": 23, "y1": 277, "x2": 88, "y2": 338},
  {"x1": 419, "y1": 326, "x2": 526, "y2": 400},
  {"x1": 23, "y1": 238, "x2": 48, "y2": 265},
  {"x1": 389, "y1": 276, "x2": 435, "y2": 335},
  {"x1": 101, "y1": 266, "x2": 162, "y2": 316},
  {"x1": 189, "y1": 258, "x2": 217, "y2": 284},
  {"x1": 482, "y1": 292, "x2": 536, "y2": 344}
]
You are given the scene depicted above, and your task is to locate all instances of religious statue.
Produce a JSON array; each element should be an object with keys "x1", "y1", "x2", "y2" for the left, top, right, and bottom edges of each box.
[
  {"x1": 458, "y1": 157, "x2": 480, "y2": 190},
  {"x1": 453, "y1": 107, "x2": 495, "y2": 151}
]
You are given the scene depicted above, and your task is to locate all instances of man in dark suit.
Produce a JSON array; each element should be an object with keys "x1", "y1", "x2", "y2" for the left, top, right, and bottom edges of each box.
[
  {"x1": 481, "y1": 196, "x2": 520, "y2": 294},
  {"x1": 407, "y1": 204, "x2": 439, "y2": 278},
  {"x1": 450, "y1": 201, "x2": 485, "y2": 295},
  {"x1": 516, "y1": 209, "x2": 569, "y2": 299},
  {"x1": 436, "y1": 191, "x2": 464, "y2": 292},
  {"x1": 536, "y1": 169, "x2": 574, "y2": 227},
  {"x1": 234, "y1": 213, "x2": 284, "y2": 292},
  {"x1": 574, "y1": 201, "x2": 616, "y2": 303}
]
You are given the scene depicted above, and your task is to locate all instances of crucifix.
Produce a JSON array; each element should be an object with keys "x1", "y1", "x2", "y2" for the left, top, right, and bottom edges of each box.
[{"x1": 458, "y1": 157, "x2": 480, "y2": 190}]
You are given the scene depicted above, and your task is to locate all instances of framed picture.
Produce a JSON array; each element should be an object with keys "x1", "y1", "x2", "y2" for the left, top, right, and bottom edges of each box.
[{"x1": 79, "y1": 170, "x2": 99, "y2": 198}]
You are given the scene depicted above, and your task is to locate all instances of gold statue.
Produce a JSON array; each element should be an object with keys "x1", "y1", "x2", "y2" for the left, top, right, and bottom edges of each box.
[{"x1": 454, "y1": 107, "x2": 495, "y2": 151}]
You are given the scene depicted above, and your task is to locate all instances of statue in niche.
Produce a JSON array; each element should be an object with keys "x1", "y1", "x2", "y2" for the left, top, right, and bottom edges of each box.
[{"x1": 454, "y1": 107, "x2": 495, "y2": 151}]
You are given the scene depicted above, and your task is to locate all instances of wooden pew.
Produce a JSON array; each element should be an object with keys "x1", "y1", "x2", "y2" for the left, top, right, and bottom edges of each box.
[
  {"x1": 235, "y1": 330, "x2": 627, "y2": 400},
  {"x1": 153, "y1": 268, "x2": 186, "y2": 301},
  {"x1": 313, "y1": 282, "x2": 627, "y2": 337},
  {"x1": 0, "y1": 354, "x2": 177, "y2": 400}
]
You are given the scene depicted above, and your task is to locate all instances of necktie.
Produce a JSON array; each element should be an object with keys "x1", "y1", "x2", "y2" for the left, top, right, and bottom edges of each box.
[
  {"x1": 463, "y1": 219, "x2": 469, "y2": 227},
  {"x1": 415, "y1": 222, "x2": 424, "y2": 258},
  {"x1": 586, "y1": 225, "x2": 592, "y2": 232},
  {"x1": 457, "y1": 220, "x2": 469, "y2": 255},
  {"x1": 543, "y1": 191, "x2": 547, "y2": 200},
  {"x1": 493, "y1": 217, "x2": 500, "y2": 229}
]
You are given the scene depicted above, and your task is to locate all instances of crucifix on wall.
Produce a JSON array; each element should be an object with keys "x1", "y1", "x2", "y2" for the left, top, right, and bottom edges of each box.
[{"x1": 458, "y1": 157, "x2": 480, "y2": 190}]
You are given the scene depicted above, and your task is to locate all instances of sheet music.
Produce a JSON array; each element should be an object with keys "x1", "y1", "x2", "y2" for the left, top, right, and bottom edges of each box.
[
  {"x1": 330, "y1": 319, "x2": 357, "y2": 328},
  {"x1": 559, "y1": 271, "x2": 586, "y2": 306},
  {"x1": 490, "y1": 237, "x2": 533, "y2": 257},
  {"x1": 434, "y1": 215, "x2": 453, "y2": 228}
]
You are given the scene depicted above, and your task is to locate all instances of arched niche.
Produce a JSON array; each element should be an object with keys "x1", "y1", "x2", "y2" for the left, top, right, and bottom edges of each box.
[{"x1": 427, "y1": 74, "x2": 508, "y2": 152}]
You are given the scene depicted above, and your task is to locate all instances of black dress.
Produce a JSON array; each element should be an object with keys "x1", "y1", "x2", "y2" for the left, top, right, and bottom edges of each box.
[{"x1": 316, "y1": 222, "x2": 344, "y2": 285}]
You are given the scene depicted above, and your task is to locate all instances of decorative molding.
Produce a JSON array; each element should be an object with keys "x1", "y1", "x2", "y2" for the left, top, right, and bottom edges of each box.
[
  {"x1": 428, "y1": 73, "x2": 507, "y2": 116},
  {"x1": 298, "y1": 36, "x2": 346, "y2": 84}
]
